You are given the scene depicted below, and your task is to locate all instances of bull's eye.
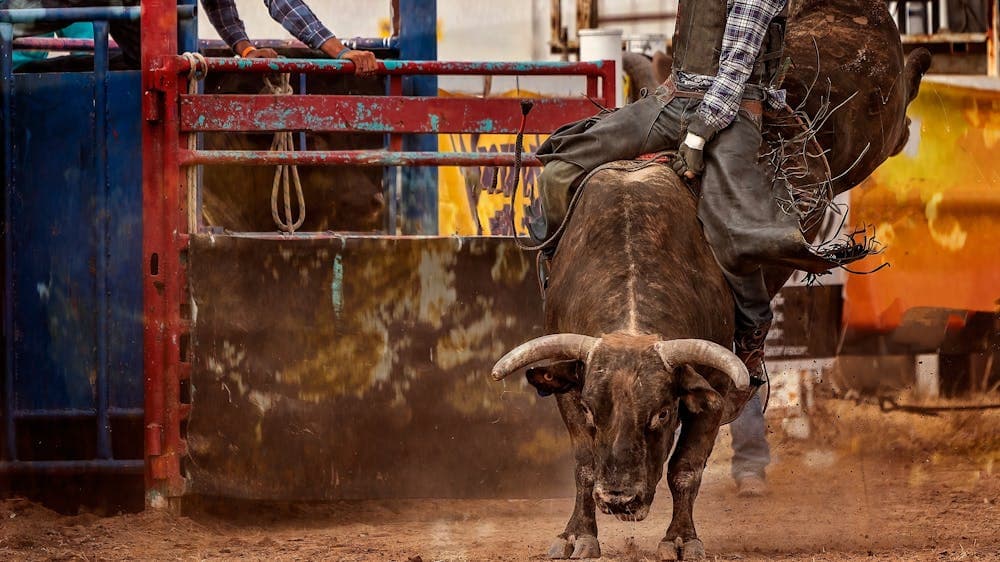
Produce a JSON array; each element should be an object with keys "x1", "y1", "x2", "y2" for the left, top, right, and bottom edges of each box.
[{"x1": 650, "y1": 409, "x2": 671, "y2": 430}]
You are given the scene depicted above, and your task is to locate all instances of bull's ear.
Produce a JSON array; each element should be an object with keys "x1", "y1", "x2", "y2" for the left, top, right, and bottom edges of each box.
[
  {"x1": 526, "y1": 361, "x2": 584, "y2": 397},
  {"x1": 677, "y1": 365, "x2": 723, "y2": 414}
]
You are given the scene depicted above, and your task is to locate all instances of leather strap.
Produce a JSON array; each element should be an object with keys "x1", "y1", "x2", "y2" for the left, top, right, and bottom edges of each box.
[{"x1": 660, "y1": 77, "x2": 763, "y2": 118}]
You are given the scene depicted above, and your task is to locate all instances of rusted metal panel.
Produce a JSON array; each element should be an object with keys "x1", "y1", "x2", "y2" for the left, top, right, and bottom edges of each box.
[
  {"x1": 186, "y1": 235, "x2": 565, "y2": 500},
  {"x1": 181, "y1": 149, "x2": 543, "y2": 167},
  {"x1": 180, "y1": 95, "x2": 602, "y2": 134}
]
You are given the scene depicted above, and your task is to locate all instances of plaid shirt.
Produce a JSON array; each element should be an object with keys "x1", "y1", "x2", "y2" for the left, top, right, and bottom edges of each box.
[
  {"x1": 206, "y1": 0, "x2": 336, "y2": 51},
  {"x1": 677, "y1": 0, "x2": 787, "y2": 135}
]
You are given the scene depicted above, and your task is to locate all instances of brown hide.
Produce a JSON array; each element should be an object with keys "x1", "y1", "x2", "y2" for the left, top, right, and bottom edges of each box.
[
  {"x1": 784, "y1": 0, "x2": 931, "y2": 194},
  {"x1": 533, "y1": 164, "x2": 736, "y2": 537},
  {"x1": 199, "y1": 69, "x2": 386, "y2": 233},
  {"x1": 546, "y1": 163, "x2": 735, "y2": 382}
]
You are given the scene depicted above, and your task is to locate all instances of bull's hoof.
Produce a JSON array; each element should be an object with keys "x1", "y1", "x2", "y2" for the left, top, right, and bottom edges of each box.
[
  {"x1": 548, "y1": 537, "x2": 573, "y2": 559},
  {"x1": 681, "y1": 539, "x2": 705, "y2": 560},
  {"x1": 548, "y1": 534, "x2": 601, "y2": 559},
  {"x1": 570, "y1": 535, "x2": 601, "y2": 559},
  {"x1": 657, "y1": 537, "x2": 704, "y2": 561}
]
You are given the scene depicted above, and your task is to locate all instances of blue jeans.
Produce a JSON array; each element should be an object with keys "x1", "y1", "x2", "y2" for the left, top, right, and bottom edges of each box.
[{"x1": 730, "y1": 392, "x2": 770, "y2": 480}]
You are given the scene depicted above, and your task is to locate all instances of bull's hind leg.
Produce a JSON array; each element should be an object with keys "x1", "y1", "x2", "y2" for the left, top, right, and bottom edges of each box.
[
  {"x1": 548, "y1": 393, "x2": 602, "y2": 559},
  {"x1": 658, "y1": 409, "x2": 722, "y2": 561}
]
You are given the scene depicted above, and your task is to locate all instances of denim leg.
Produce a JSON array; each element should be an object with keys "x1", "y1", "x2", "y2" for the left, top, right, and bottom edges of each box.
[
  {"x1": 730, "y1": 391, "x2": 770, "y2": 480},
  {"x1": 696, "y1": 111, "x2": 776, "y2": 331},
  {"x1": 534, "y1": 94, "x2": 693, "y2": 242}
]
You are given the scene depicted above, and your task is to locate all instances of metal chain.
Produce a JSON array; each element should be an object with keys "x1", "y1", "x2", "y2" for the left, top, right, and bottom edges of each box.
[{"x1": 262, "y1": 73, "x2": 306, "y2": 233}]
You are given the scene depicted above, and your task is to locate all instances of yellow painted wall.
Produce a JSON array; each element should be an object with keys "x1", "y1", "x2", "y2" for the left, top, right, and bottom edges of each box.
[
  {"x1": 846, "y1": 79, "x2": 1000, "y2": 330},
  {"x1": 438, "y1": 91, "x2": 549, "y2": 236}
]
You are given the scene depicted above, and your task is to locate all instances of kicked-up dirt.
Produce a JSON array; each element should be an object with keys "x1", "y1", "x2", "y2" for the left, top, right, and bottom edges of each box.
[{"x1": 1, "y1": 401, "x2": 998, "y2": 561}]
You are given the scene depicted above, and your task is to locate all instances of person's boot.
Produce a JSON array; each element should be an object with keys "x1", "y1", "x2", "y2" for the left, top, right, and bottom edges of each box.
[
  {"x1": 531, "y1": 161, "x2": 583, "y2": 295},
  {"x1": 735, "y1": 474, "x2": 768, "y2": 498},
  {"x1": 734, "y1": 321, "x2": 770, "y2": 387},
  {"x1": 726, "y1": 321, "x2": 771, "y2": 418}
]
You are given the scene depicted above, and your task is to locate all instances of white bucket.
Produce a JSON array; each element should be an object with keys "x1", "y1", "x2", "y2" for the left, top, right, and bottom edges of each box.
[{"x1": 579, "y1": 28, "x2": 624, "y2": 107}]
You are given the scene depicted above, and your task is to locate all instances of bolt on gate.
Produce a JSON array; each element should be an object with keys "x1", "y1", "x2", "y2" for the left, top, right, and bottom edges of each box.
[{"x1": 140, "y1": 2, "x2": 615, "y2": 505}]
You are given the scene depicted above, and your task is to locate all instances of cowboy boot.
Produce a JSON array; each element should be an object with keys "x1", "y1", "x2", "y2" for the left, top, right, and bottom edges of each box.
[{"x1": 724, "y1": 321, "x2": 771, "y2": 422}]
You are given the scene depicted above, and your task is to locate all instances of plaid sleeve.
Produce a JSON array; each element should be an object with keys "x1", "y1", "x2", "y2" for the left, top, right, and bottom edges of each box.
[
  {"x1": 201, "y1": 0, "x2": 250, "y2": 51},
  {"x1": 693, "y1": 0, "x2": 786, "y2": 136},
  {"x1": 264, "y1": 0, "x2": 337, "y2": 50}
]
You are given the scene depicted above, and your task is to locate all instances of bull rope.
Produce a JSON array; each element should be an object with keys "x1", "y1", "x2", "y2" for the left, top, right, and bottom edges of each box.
[
  {"x1": 262, "y1": 73, "x2": 306, "y2": 233},
  {"x1": 507, "y1": 99, "x2": 587, "y2": 253},
  {"x1": 181, "y1": 52, "x2": 208, "y2": 232}
]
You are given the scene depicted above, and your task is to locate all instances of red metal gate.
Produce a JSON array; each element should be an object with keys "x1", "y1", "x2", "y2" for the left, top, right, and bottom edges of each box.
[{"x1": 140, "y1": 1, "x2": 615, "y2": 506}]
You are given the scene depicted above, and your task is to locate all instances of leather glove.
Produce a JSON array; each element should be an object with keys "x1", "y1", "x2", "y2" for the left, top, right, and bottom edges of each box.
[{"x1": 672, "y1": 132, "x2": 707, "y2": 179}]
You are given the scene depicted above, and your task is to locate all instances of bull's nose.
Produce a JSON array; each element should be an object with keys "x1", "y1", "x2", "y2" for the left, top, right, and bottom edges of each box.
[{"x1": 594, "y1": 487, "x2": 638, "y2": 509}]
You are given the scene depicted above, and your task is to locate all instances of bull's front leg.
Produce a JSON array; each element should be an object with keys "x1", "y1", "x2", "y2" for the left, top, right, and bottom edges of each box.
[
  {"x1": 549, "y1": 392, "x2": 602, "y2": 559},
  {"x1": 659, "y1": 407, "x2": 722, "y2": 561}
]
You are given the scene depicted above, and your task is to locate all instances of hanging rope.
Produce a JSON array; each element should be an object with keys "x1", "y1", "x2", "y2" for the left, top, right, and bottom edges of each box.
[
  {"x1": 262, "y1": 73, "x2": 306, "y2": 233},
  {"x1": 182, "y1": 52, "x2": 208, "y2": 232}
]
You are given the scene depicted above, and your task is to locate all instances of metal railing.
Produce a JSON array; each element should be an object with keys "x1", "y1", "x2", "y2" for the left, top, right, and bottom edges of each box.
[{"x1": 168, "y1": 56, "x2": 615, "y2": 235}]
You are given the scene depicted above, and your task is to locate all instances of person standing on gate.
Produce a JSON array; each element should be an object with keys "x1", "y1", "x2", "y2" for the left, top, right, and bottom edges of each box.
[{"x1": 7, "y1": 0, "x2": 379, "y2": 76}]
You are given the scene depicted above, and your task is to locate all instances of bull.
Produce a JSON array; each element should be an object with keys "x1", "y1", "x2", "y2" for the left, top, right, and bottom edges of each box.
[{"x1": 491, "y1": 1, "x2": 930, "y2": 560}]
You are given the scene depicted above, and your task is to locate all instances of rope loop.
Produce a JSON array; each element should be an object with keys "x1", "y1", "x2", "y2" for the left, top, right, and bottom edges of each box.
[
  {"x1": 181, "y1": 51, "x2": 208, "y2": 84},
  {"x1": 262, "y1": 72, "x2": 293, "y2": 96},
  {"x1": 262, "y1": 72, "x2": 306, "y2": 233}
]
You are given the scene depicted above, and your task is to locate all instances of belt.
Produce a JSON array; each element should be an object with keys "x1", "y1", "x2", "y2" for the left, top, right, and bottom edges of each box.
[{"x1": 658, "y1": 77, "x2": 763, "y2": 118}]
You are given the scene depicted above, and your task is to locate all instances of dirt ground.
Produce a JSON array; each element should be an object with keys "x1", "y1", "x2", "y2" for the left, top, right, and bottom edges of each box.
[{"x1": 2, "y1": 401, "x2": 998, "y2": 562}]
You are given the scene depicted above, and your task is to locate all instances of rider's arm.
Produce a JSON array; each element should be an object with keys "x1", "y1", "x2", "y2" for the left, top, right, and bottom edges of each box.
[
  {"x1": 263, "y1": 0, "x2": 337, "y2": 51},
  {"x1": 688, "y1": 0, "x2": 786, "y2": 141},
  {"x1": 200, "y1": 0, "x2": 252, "y2": 55}
]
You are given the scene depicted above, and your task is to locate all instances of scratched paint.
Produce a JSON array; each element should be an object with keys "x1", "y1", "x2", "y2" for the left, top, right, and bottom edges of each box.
[
  {"x1": 332, "y1": 254, "x2": 344, "y2": 319},
  {"x1": 477, "y1": 118, "x2": 495, "y2": 133}
]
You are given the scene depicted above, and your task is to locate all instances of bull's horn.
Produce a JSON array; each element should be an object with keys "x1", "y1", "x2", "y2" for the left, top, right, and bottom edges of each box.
[
  {"x1": 491, "y1": 334, "x2": 599, "y2": 381},
  {"x1": 654, "y1": 339, "x2": 750, "y2": 390}
]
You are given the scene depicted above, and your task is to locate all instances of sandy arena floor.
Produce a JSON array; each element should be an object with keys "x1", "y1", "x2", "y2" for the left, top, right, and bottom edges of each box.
[{"x1": 2, "y1": 402, "x2": 998, "y2": 561}]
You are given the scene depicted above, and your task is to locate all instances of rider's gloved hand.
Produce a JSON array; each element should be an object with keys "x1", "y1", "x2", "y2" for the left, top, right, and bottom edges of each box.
[{"x1": 672, "y1": 132, "x2": 707, "y2": 179}]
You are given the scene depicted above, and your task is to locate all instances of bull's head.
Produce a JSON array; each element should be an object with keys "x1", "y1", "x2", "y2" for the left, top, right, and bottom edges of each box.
[{"x1": 492, "y1": 333, "x2": 748, "y2": 521}]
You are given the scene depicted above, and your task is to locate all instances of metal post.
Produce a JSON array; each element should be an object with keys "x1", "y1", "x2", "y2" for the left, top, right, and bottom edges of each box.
[
  {"x1": 142, "y1": 0, "x2": 187, "y2": 509},
  {"x1": 298, "y1": 73, "x2": 308, "y2": 152},
  {"x1": 1, "y1": 21, "x2": 16, "y2": 463},
  {"x1": 991, "y1": 0, "x2": 999, "y2": 78},
  {"x1": 938, "y1": 0, "x2": 950, "y2": 31},
  {"x1": 93, "y1": 20, "x2": 112, "y2": 460},
  {"x1": 177, "y1": 0, "x2": 197, "y2": 53},
  {"x1": 384, "y1": 75, "x2": 403, "y2": 234},
  {"x1": 397, "y1": 0, "x2": 438, "y2": 235}
]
